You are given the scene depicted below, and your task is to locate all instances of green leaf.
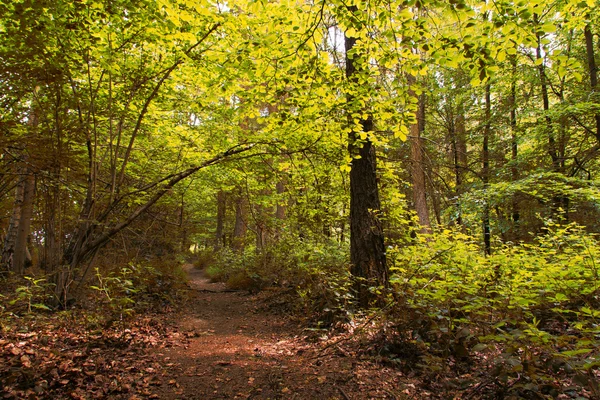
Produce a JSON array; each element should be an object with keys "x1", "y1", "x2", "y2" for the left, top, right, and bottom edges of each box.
[
  {"x1": 541, "y1": 23, "x2": 557, "y2": 33},
  {"x1": 560, "y1": 349, "x2": 593, "y2": 357}
]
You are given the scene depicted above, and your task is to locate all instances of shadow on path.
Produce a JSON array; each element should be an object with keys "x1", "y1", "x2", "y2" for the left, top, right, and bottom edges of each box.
[{"x1": 151, "y1": 265, "x2": 404, "y2": 399}]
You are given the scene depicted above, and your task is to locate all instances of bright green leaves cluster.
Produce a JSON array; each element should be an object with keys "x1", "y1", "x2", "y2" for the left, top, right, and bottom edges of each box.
[{"x1": 389, "y1": 224, "x2": 600, "y2": 380}]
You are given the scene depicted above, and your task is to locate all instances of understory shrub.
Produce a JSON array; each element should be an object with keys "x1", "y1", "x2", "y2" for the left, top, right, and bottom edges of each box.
[
  {"x1": 387, "y1": 222, "x2": 600, "y2": 396},
  {"x1": 88, "y1": 258, "x2": 188, "y2": 325},
  {"x1": 205, "y1": 235, "x2": 353, "y2": 325}
]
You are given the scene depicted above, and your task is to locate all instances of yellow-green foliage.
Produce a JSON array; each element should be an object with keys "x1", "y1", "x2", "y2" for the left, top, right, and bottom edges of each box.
[
  {"x1": 90, "y1": 260, "x2": 188, "y2": 321},
  {"x1": 206, "y1": 236, "x2": 352, "y2": 324},
  {"x1": 389, "y1": 222, "x2": 600, "y2": 390}
]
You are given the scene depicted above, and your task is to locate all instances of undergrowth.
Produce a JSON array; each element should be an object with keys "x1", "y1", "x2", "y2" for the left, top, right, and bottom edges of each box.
[
  {"x1": 1, "y1": 257, "x2": 188, "y2": 329},
  {"x1": 386, "y1": 222, "x2": 600, "y2": 398},
  {"x1": 0, "y1": 257, "x2": 189, "y2": 398},
  {"x1": 199, "y1": 222, "x2": 600, "y2": 397},
  {"x1": 198, "y1": 236, "x2": 353, "y2": 325}
]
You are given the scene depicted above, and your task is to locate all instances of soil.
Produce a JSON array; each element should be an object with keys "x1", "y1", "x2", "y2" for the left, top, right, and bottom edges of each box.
[
  {"x1": 150, "y1": 265, "x2": 413, "y2": 400},
  {"x1": 2, "y1": 265, "x2": 597, "y2": 399}
]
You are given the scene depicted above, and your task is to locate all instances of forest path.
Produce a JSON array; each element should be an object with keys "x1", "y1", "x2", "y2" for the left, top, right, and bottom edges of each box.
[{"x1": 151, "y1": 264, "x2": 405, "y2": 399}]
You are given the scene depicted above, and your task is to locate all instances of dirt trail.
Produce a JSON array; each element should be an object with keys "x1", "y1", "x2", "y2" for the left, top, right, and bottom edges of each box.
[{"x1": 152, "y1": 265, "x2": 407, "y2": 399}]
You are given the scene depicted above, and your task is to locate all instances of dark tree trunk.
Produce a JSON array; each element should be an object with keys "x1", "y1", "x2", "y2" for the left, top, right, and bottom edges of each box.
[
  {"x1": 345, "y1": 19, "x2": 388, "y2": 307},
  {"x1": 483, "y1": 84, "x2": 491, "y2": 256},
  {"x1": 255, "y1": 189, "x2": 269, "y2": 251},
  {"x1": 2, "y1": 167, "x2": 35, "y2": 274},
  {"x1": 510, "y1": 55, "x2": 520, "y2": 227},
  {"x1": 536, "y1": 30, "x2": 559, "y2": 172},
  {"x1": 41, "y1": 181, "x2": 61, "y2": 273},
  {"x1": 274, "y1": 180, "x2": 286, "y2": 239},
  {"x1": 450, "y1": 105, "x2": 467, "y2": 226},
  {"x1": 585, "y1": 24, "x2": 600, "y2": 143},
  {"x1": 536, "y1": 27, "x2": 568, "y2": 221},
  {"x1": 409, "y1": 79, "x2": 431, "y2": 233},
  {"x1": 275, "y1": 180, "x2": 286, "y2": 221},
  {"x1": 232, "y1": 190, "x2": 247, "y2": 251},
  {"x1": 215, "y1": 190, "x2": 227, "y2": 249},
  {"x1": 13, "y1": 170, "x2": 35, "y2": 274}
]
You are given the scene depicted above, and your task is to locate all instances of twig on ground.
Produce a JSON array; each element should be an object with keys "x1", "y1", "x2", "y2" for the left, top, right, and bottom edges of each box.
[{"x1": 338, "y1": 387, "x2": 351, "y2": 400}]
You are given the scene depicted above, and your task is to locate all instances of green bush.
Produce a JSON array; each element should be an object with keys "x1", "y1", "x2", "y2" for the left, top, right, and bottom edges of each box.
[
  {"x1": 205, "y1": 235, "x2": 352, "y2": 325},
  {"x1": 5, "y1": 275, "x2": 54, "y2": 315},
  {"x1": 387, "y1": 223, "x2": 600, "y2": 395},
  {"x1": 90, "y1": 258, "x2": 188, "y2": 323}
]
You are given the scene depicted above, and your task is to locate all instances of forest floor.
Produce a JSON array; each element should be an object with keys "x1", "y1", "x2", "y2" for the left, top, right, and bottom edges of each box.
[
  {"x1": 1, "y1": 263, "x2": 435, "y2": 400},
  {"x1": 8, "y1": 265, "x2": 590, "y2": 399},
  {"x1": 149, "y1": 264, "x2": 415, "y2": 399}
]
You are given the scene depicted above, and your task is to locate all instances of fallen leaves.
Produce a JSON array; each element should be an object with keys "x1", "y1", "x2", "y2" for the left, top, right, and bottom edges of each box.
[{"x1": 0, "y1": 312, "x2": 178, "y2": 399}]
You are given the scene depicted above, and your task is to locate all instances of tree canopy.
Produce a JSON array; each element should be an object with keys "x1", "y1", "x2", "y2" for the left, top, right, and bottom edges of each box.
[{"x1": 1, "y1": 0, "x2": 600, "y2": 396}]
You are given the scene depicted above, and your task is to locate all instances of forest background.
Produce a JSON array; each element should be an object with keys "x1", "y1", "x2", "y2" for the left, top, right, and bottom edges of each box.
[{"x1": 1, "y1": 0, "x2": 600, "y2": 397}]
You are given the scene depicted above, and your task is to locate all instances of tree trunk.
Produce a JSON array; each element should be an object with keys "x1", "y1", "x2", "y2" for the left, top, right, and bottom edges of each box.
[
  {"x1": 275, "y1": 180, "x2": 286, "y2": 221},
  {"x1": 510, "y1": 55, "x2": 520, "y2": 227},
  {"x1": 345, "y1": 17, "x2": 388, "y2": 307},
  {"x1": 2, "y1": 162, "x2": 35, "y2": 275},
  {"x1": 215, "y1": 190, "x2": 227, "y2": 249},
  {"x1": 536, "y1": 30, "x2": 558, "y2": 170},
  {"x1": 409, "y1": 77, "x2": 431, "y2": 233},
  {"x1": 450, "y1": 104, "x2": 467, "y2": 226},
  {"x1": 13, "y1": 170, "x2": 35, "y2": 274},
  {"x1": 2, "y1": 171, "x2": 25, "y2": 272},
  {"x1": 232, "y1": 189, "x2": 248, "y2": 251},
  {"x1": 179, "y1": 193, "x2": 189, "y2": 252},
  {"x1": 255, "y1": 188, "x2": 270, "y2": 251},
  {"x1": 483, "y1": 84, "x2": 491, "y2": 256},
  {"x1": 274, "y1": 179, "x2": 286, "y2": 239},
  {"x1": 41, "y1": 181, "x2": 61, "y2": 273},
  {"x1": 585, "y1": 24, "x2": 600, "y2": 143},
  {"x1": 536, "y1": 26, "x2": 568, "y2": 221}
]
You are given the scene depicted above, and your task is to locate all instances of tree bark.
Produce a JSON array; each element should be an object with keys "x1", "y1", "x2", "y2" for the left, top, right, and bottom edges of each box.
[
  {"x1": 274, "y1": 179, "x2": 286, "y2": 239},
  {"x1": 536, "y1": 26, "x2": 568, "y2": 221},
  {"x1": 275, "y1": 180, "x2": 286, "y2": 221},
  {"x1": 450, "y1": 103, "x2": 467, "y2": 226},
  {"x1": 232, "y1": 190, "x2": 248, "y2": 251},
  {"x1": 585, "y1": 24, "x2": 600, "y2": 144},
  {"x1": 2, "y1": 171, "x2": 25, "y2": 272},
  {"x1": 408, "y1": 76, "x2": 431, "y2": 233},
  {"x1": 536, "y1": 29, "x2": 560, "y2": 172},
  {"x1": 510, "y1": 55, "x2": 520, "y2": 227},
  {"x1": 13, "y1": 170, "x2": 35, "y2": 274},
  {"x1": 345, "y1": 16, "x2": 388, "y2": 307},
  {"x1": 483, "y1": 83, "x2": 491, "y2": 256},
  {"x1": 215, "y1": 190, "x2": 227, "y2": 249},
  {"x1": 2, "y1": 167, "x2": 35, "y2": 275}
]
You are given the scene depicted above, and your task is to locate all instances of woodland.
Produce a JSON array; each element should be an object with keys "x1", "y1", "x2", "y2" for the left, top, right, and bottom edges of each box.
[{"x1": 1, "y1": 0, "x2": 600, "y2": 398}]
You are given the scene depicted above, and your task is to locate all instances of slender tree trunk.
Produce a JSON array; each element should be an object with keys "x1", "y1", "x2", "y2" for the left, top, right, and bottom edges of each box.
[
  {"x1": 255, "y1": 188, "x2": 270, "y2": 251},
  {"x1": 215, "y1": 190, "x2": 227, "y2": 249},
  {"x1": 2, "y1": 108, "x2": 38, "y2": 274},
  {"x1": 450, "y1": 105, "x2": 467, "y2": 226},
  {"x1": 536, "y1": 30, "x2": 560, "y2": 172},
  {"x1": 510, "y1": 55, "x2": 520, "y2": 227},
  {"x1": 483, "y1": 84, "x2": 491, "y2": 256},
  {"x1": 585, "y1": 24, "x2": 600, "y2": 143},
  {"x1": 275, "y1": 181, "x2": 286, "y2": 221},
  {"x1": 536, "y1": 27, "x2": 568, "y2": 221},
  {"x1": 232, "y1": 190, "x2": 247, "y2": 251},
  {"x1": 2, "y1": 171, "x2": 25, "y2": 272},
  {"x1": 274, "y1": 180, "x2": 286, "y2": 239},
  {"x1": 179, "y1": 193, "x2": 188, "y2": 252},
  {"x1": 13, "y1": 170, "x2": 35, "y2": 275},
  {"x1": 42, "y1": 181, "x2": 61, "y2": 273},
  {"x1": 345, "y1": 15, "x2": 388, "y2": 307},
  {"x1": 409, "y1": 80, "x2": 431, "y2": 233}
]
